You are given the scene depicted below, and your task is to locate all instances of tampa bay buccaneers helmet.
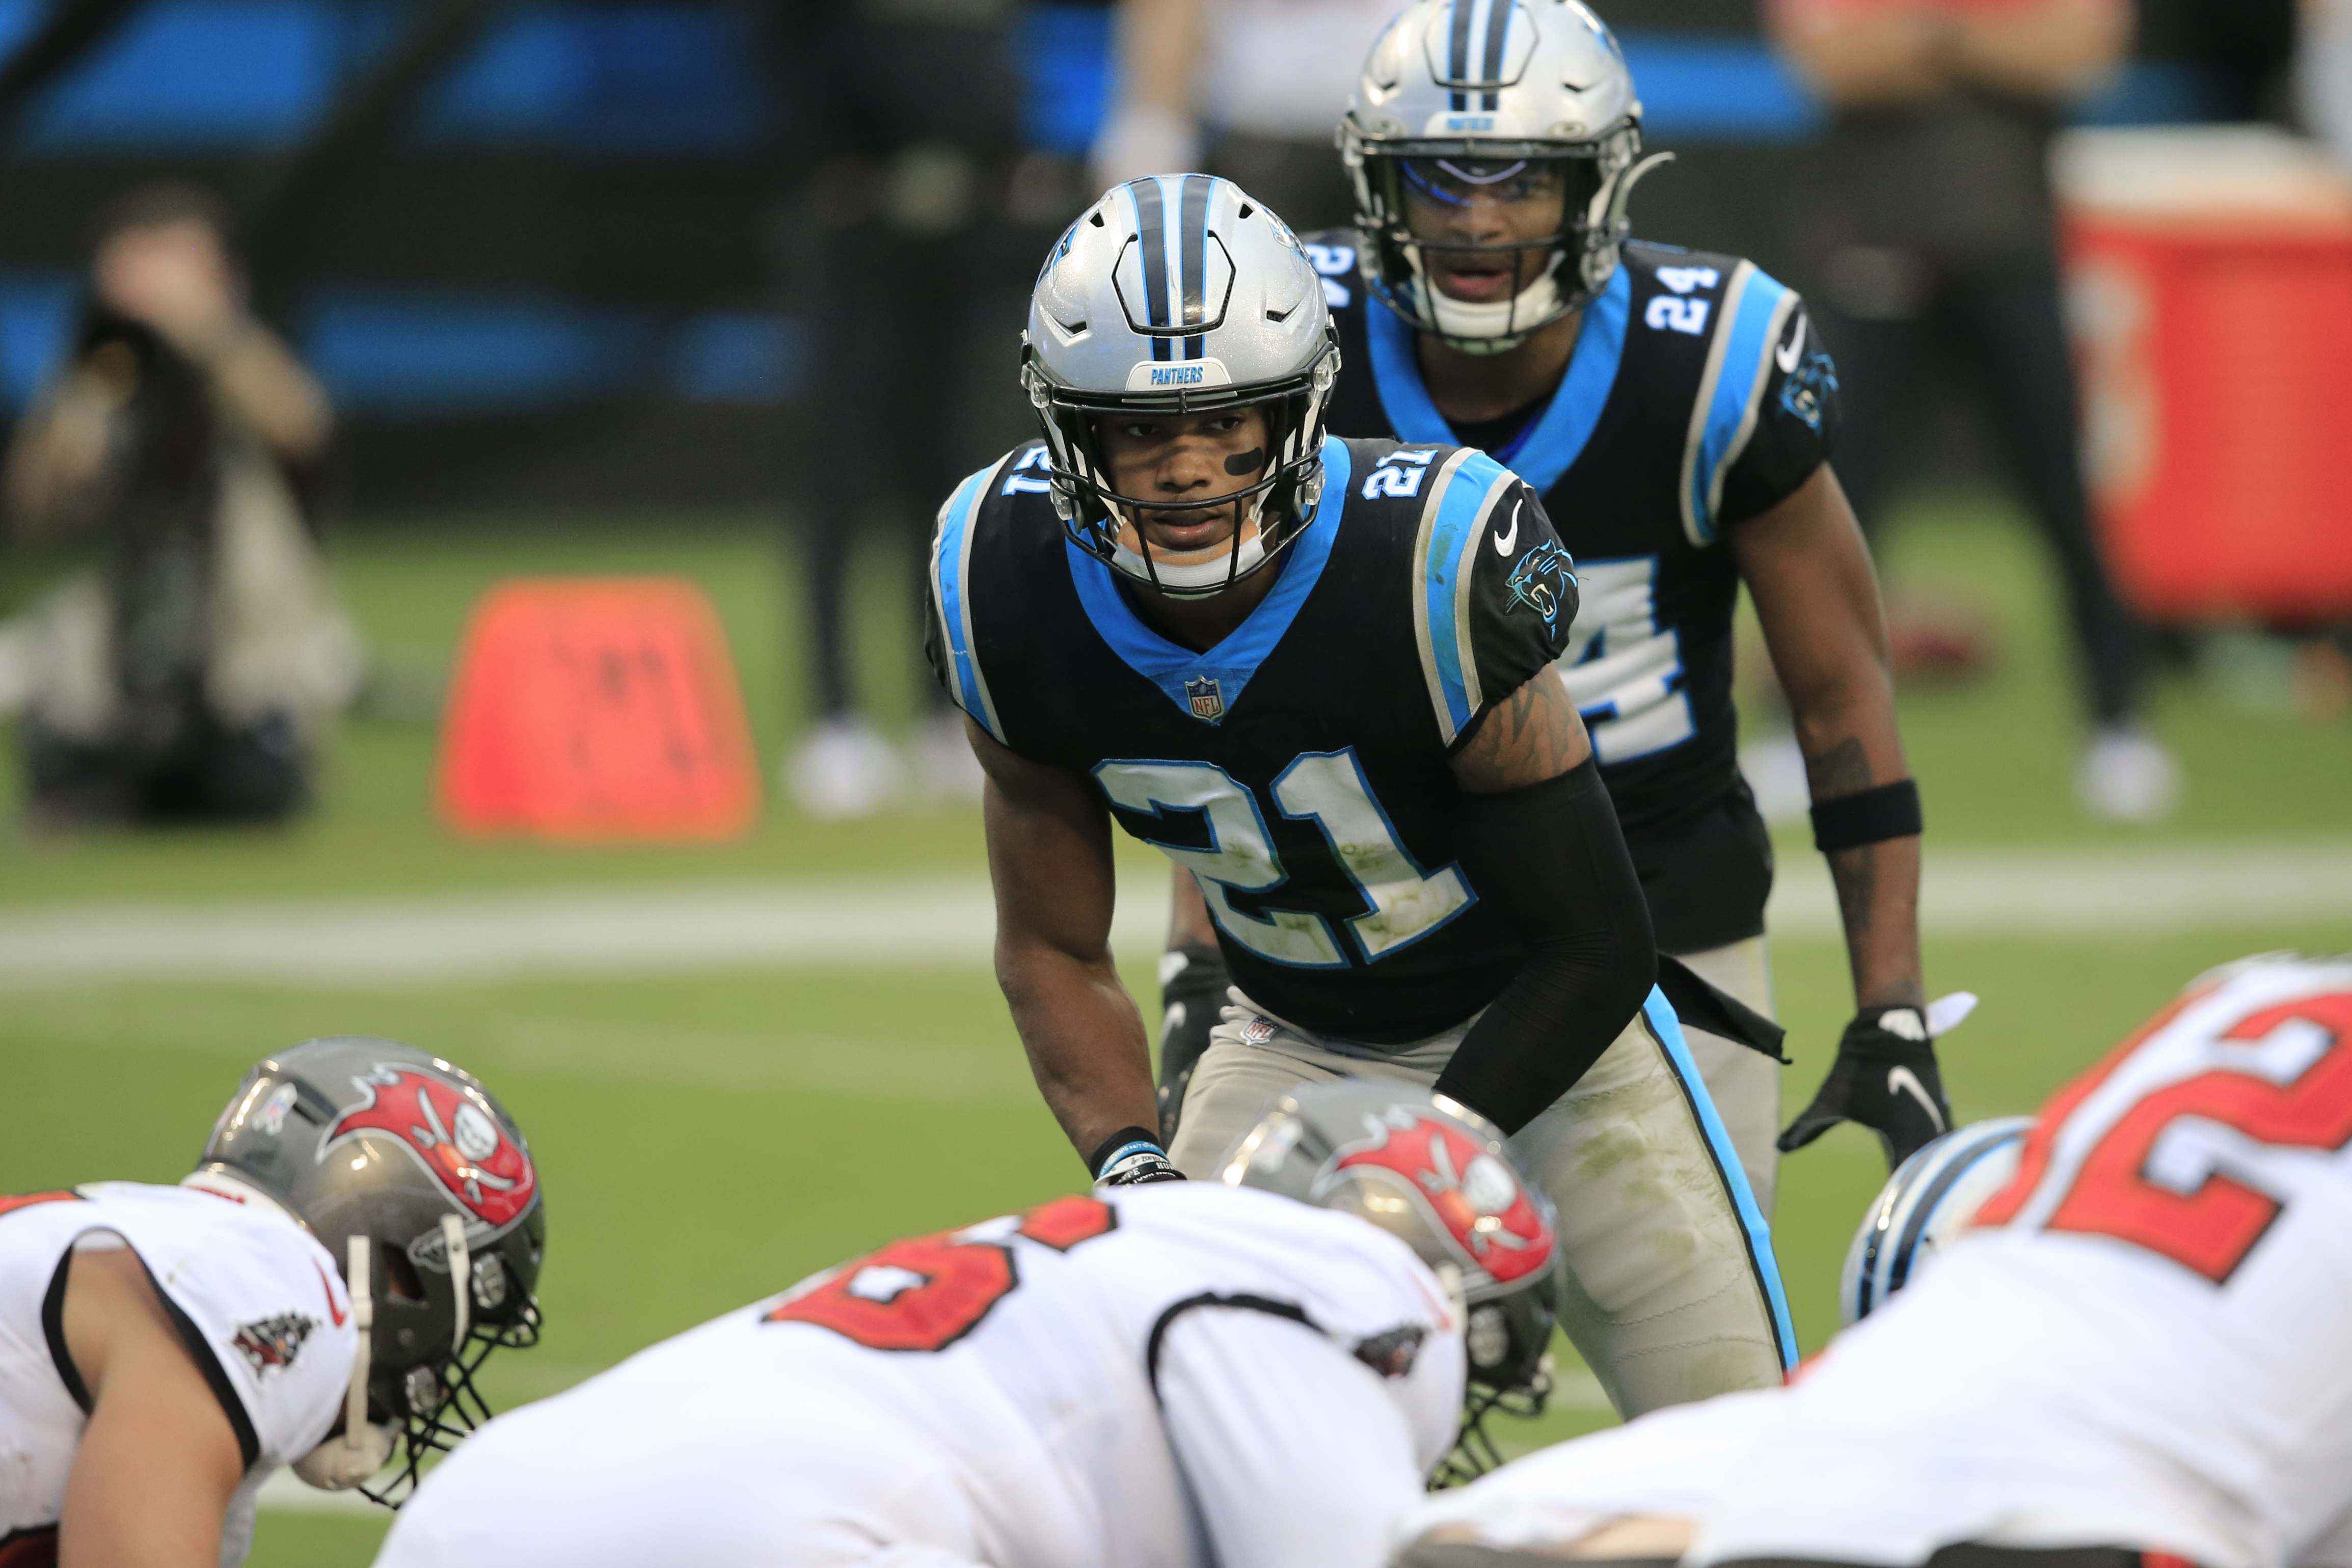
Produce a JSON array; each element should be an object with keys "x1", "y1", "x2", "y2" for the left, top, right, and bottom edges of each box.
[
  {"x1": 1217, "y1": 1081, "x2": 1561, "y2": 1484},
  {"x1": 1023, "y1": 175, "x2": 1341, "y2": 598},
  {"x1": 186, "y1": 1037, "x2": 546, "y2": 1506},
  {"x1": 1340, "y1": 0, "x2": 1668, "y2": 352},
  {"x1": 1839, "y1": 1116, "x2": 2032, "y2": 1327}
]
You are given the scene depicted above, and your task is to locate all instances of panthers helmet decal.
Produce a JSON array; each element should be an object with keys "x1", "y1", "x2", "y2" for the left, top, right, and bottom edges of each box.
[
  {"x1": 1840, "y1": 1116, "x2": 2033, "y2": 1327},
  {"x1": 1022, "y1": 174, "x2": 1341, "y2": 599}
]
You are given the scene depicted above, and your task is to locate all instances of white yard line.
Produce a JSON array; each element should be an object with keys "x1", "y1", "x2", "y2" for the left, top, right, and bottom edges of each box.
[{"x1": 3, "y1": 842, "x2": 2349, "y2": 989}]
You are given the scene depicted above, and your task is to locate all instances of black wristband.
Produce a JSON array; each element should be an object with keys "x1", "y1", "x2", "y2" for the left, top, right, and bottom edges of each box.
[
  {"x1": 1087, "y1": 1125, "x2": 1164, "y2": 1178},
  {"x1": 1810, "y1": 778, "x2": 1922, "y2": 853}
]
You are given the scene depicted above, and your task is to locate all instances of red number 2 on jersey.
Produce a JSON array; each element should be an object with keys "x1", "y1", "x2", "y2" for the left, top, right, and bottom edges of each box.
[
  {"x1": 1977, "y1": 991, "x2": 2352, "y2": 1283},
  {"x1": 764, "y1": 1196, "x2": 1117, "y2": 1352}
]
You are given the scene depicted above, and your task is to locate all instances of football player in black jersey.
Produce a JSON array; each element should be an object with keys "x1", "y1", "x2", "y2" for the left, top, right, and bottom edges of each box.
[
  {"x1": 926, "y1": 172, "x2": 1795, "y2": 1418},
  {"x1": 1153, "y1": 0, "x2": 1948, "y2": 1218}
]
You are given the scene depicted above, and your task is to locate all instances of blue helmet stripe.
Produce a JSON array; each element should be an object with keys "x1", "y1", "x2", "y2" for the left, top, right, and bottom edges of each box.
[
  {"x1": 1129, "y1": 176, "x2": 1173, "y2": 362},
  {"x1": 1478, "y1": 0, "x2": 1508, "y2": 109},
  {"x1": 1180, "y1": 172, "x2": 1212, "y2": 360}
]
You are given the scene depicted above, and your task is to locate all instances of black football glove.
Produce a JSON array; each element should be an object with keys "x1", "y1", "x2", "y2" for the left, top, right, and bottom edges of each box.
[
  {"x1": 1156, "y1": 943, "x2": 1229, "y2": 1144},
  {"x1": 1778, "y1": 1005, "x2": 1953, "y2": 1171},
  {"x1": 1089, "y1": 1126, "x2": 1186, "y2": 1187}
]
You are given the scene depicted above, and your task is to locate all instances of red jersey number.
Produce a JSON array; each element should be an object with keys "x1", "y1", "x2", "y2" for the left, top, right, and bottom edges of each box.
[
  {"x1": 1983, "y1": 992, "x2": 2352, "y2": 1283},
  {"x1": 765, "y1": 1197, "x2": 1117, "y2": 1352}
]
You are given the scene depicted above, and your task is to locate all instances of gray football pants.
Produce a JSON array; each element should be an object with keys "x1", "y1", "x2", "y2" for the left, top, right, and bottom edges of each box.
[
  {"x1": 1167, "y1": 952, "x2": 1794, "y2": 1419},
  {"x1": 1672, "y1": 935, "x2": 1782, "y2": 1220}
]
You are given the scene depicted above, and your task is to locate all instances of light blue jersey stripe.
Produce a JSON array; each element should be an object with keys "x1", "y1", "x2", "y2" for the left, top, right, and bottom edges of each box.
[
  {"x1": 931, "y1": 459, "x2": 1007, "y2": 742},
  {"x1": 1064, "y1": 438, "x2": 1353, "y2": 722},
  {"x1": 1687, "y1": 266, "x2": 1791, "y2": 544},
  {"x1": 1416, "y1": 449, "x2": 1515, "y2": 743},
  {"x1": 1366, "y1": 265, "x2": 1630, "y2": 496},
  {"x1": 1641, "y1": 986, "x2": 1800, "y2": 1368}
]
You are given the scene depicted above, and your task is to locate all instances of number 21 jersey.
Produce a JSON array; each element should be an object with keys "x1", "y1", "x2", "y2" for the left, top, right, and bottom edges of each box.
[{"x1": 924, "y1": 434, "x2": 1575, "y2": 1045}]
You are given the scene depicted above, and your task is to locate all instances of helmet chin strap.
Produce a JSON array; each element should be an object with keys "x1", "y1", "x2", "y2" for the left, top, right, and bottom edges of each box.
[
  {"x1": 441, "y1": 1213, "x2": 471, "y2": 1352},
  {"x1": 293, "y1": 1234, "x2": 393, "y2": 1491},
  {"x1": 1405, "y1": 249, "x2": 1569, "y2": 355},
  {"x1": 1108, "y1": 490, "x2": 1274, "y2": 598}
]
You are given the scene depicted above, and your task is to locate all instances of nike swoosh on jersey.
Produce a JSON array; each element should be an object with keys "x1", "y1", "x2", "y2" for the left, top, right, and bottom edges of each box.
[
  {"x1": 1886, "y1": 1065, "x2": 1947, "y2": 1132},
  {"x1": 315, "y1": 1259, "x2": 348, "y2": 1327},
  {"x1": 1492, "y1": 498, "x2": 1521, "y2": 556},
  {"x1": 1776, "y1": 314, "x2": 1806, "y2": 375}
]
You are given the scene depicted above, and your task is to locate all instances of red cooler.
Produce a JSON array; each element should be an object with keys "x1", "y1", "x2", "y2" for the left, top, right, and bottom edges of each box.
[{"x1": 2059, "y1": 127, "x2": 2352, "y2": 625}]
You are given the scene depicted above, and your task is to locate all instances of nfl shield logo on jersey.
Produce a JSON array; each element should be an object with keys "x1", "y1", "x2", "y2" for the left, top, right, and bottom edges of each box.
[{"x1": 1184, "y1": 674, "x2": 1225, "y2": 722}]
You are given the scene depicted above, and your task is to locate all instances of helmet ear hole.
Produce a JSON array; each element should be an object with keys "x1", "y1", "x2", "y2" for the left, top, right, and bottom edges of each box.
[{"x1": 381, "y1": 1244, "x2": 425, "y2": 1303}]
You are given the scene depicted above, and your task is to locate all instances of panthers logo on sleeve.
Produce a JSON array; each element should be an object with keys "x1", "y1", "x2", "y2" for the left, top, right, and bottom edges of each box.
[
  {"x1": 1505, "y1": 539, "x2": 1577, "y2": 630},
  {"x1": 321, "y1": 1065, "x2": 537, "y2": 1228}
]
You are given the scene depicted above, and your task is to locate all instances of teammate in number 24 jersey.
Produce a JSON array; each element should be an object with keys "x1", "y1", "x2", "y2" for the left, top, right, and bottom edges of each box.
[{"x1": 1159, "y1": 0, "x2": 1942, "y2": 1216}]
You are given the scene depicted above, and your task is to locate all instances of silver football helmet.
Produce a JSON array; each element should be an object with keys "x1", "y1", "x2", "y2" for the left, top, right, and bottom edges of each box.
[
  {"x1": 1218, "y1": 1081, "x2": 1561, "y2": 1485},
  {"x1": 1023, "y1": 174, "x2": 1340, "y2": 598},
  {"x1": 1339, "y1": 0, "x2": 1667, "y2": 352},
  {"x1": 1839, "y1": 1116, "x2": 2033, "y2": 1328},
  {"x1": 188, "y1": 1037, "x2": 545, "y2": 1506}
]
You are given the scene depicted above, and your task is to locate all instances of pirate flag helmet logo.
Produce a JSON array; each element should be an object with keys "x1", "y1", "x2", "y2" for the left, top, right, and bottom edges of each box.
[
  {"x1": 187, "y1": 1037, "x2": 547, "y2": 1509},
  {"x1": 1218, "y1": 1080, "x2": 1562, "y2": 1485},
  {"x1": 321, "y1": 1064, "x2": 538, "y2": 1231},
  {"x1": 1323, "y1": 1106, "x2": 1554, "y2": 1290}
]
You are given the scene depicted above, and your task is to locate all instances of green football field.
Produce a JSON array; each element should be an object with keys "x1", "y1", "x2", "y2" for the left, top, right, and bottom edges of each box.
[{"x1": 2, "y1": 496, "x2": 2346, "y2": 1565}]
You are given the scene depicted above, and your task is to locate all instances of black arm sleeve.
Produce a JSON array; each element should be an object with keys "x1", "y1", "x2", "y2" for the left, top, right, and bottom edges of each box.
[{"x1": 1432, "y1": 759, "x2": 1657, "y2": 1135}]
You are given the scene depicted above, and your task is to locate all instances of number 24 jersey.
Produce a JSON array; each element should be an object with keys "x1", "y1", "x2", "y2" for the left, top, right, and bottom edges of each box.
[
  {"x1": 924, "y1": 435, "x2": 1576, "y2": 1045},
  {"x1": 1310, "y1": 234, "x2": 1838, "y2": 952}
]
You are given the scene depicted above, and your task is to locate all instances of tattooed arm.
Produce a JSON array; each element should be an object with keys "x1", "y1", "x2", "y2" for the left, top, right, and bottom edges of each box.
[
  {"x1": 1449, "y1": 665, "x2": 1594, "y2": 793},
  {"x1": 1733, "y1": 464, "x2": 1923, "y2": 1012}
]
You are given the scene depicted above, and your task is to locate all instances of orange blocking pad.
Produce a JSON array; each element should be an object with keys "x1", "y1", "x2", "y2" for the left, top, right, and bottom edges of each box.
[
  {"x1": 437, "y1": 578, "x2": 761, "y2": 842},
  {"x1": 2061, "y1": 128, "x2": 2352, "y2": 626}
]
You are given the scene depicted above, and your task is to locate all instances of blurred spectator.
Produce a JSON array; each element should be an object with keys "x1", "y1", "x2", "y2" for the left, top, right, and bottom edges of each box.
[
  {"x1": 1091, "y1": 0, "x2": 1395, "y2": 229},
  {"x1": 1768, "y1": 0, "x2": 2182, "y2": 823},
  {"x1": 1, "y1": 184, "x2": 358, "y2": 827},
  {"x1": 768, "y1": 0, "x2": 1052, "y2": 819},
  {"x1": 2303, "y1": 0, "x2": 2352, "y2": 172}
]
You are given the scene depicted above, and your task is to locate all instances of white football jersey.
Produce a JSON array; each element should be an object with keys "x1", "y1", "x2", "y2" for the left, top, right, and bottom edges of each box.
[
  {"x1": 1403, "y1": 959, "x2": 2352, "y2": 1568},
  {"x1": 380, "y1": 1182, "x2": 1465, "y2": 1568},
  {"x1": 0, "y1": 1181, "x2": 355, "y2": 1568}
]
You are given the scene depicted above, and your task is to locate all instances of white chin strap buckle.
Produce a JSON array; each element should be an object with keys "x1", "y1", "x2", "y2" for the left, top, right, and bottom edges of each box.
[
  {"x1": 294, "y1": 1233, "x2": 391, "y2": 1492},
  {"x1": 442, "y1": 1213, "x2": 472, "y2": 1352}
]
